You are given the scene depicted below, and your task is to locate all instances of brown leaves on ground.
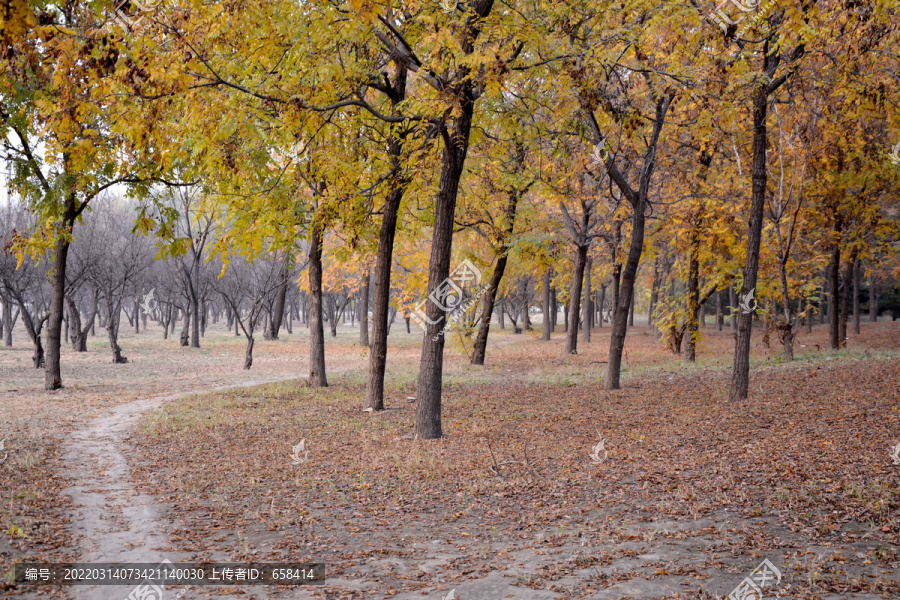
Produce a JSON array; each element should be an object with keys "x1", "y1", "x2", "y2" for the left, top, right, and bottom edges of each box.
[{"x1": 129, "y1": 324, "x2": 900, "y2": 599}]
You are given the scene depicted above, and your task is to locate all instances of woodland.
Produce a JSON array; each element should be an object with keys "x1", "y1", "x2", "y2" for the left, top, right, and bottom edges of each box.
[{"x1": 1, "y1": 1, "x2": 900, "y2": 599}]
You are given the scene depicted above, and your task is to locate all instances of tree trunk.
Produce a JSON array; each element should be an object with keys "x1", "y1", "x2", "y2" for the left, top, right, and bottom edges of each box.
[
  {"x1": 778, "y1": 254, "x2": 794, "y2": 362},
  {"x1": 471, "y1": 253, "x2": 511, "y2": 365},
  {"x1": 551, "y1": 287, "x2": 557, "y2": 331},
  {"x1": 805, "y1": 294, "x2": 813, "y2": 333},
  {"x1": 244, "y1": 336, "x2": 254, "y2": 370},
  {"x1": 106, "y1": 298, "x2": 128, "y2": 364},
  {"x1": 730, "y1": 285, "x2": 738, "y2": 331},
  {"x1": 67, "y1": 290, "x2": 98, "y2": 352},
  {"x1": 180, "y1": 305, "x2": 191, "y2": 347},
  {"x1": 628, "y1": 286, "x2": 636, "y2": 327},
  {"x1": 364, "y1": 64, "x2": 409, "y2": 409},
  {"x1": 363, "y1": 187, "x2": 404, "y2": 410},
  {"x1": 45, "y1": 226, "x2": 72, "y2": 389},
  {"x1": 415, "y1": 98, "x2": 475, "y2": 440},
  {"x1": 308, "y1": 224, "x2": 328, "y2": 387},
  {"x1": 686, "y1": 240, "x2": 700, "y2": 362},
  {"x1": 582, "y1": 257, "x2": 592, "y2": 343},
  {"x1": 828, "y1": 228, "x2": 841, "y2": 350},
  {"x1": 716, "y1": 290, "x2": 724, "y2": 331},
  {"x1": 66, "y1": 295, "x2": 81, "y2": 350},
  {"x1": 190, "y1": 259, "x2": 200, "y2": 348},
  {"x1": 2, "y1": 297, "x2": 11, "y2": 347},
  {"x1": 269, "y1": 259, "x2": 289, "y2": 340},
  {"x1": 839, "y1": 248, "x2": 856, "y2": 347},
  {"x1": 606, "y1": 199, "x2": 646, "y2": 389},
  {"x1": 852, "y1": 257, "x2": 860, "y2": 335},
  {"x1": 359, "y1": 267, "x2": 370, "y2": 347},
  {"x1": 869, "y1": 271, "x2": 878, "y2": 322},
  {"x1": 542, "y1": 269, "x2": 551, "y2": 340},
  {"x1": 598, "y1": 283, "x2": 606, "y2": 328},
  {"x1": 610, "y1": 264, "x2": 621, "y2": 325},
  {"x1": 728, "y1": 87, "x2": 768, "y2": 402},
  {"x1": 565, "y1": 245, "x2": 588, "y2": 354},
  {"x1": 648, "y1": 257, "x2": 659, "y2": 326}
]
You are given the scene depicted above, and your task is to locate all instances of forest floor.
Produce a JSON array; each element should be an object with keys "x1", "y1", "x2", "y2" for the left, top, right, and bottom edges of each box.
[{"x1": 1, "y1": 318, "x2": 899, "y2": 600}]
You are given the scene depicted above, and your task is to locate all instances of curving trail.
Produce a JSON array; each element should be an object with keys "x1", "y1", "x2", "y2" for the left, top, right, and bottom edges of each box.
[{"x1": 61, "y1": 378, "x2": 297, "y2": 600}]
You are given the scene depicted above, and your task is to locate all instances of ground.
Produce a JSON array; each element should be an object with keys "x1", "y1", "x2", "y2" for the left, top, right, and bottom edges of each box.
[{"x1": 1, "y1": 317, "x2": 899, "y2": 600}]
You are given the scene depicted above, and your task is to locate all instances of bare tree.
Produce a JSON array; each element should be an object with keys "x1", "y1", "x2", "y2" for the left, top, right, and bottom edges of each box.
[{"x1": 216, "y1": 254, "x2": 284, "y2": 369}]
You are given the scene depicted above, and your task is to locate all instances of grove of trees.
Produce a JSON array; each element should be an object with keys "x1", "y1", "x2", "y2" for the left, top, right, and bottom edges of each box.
[{"x1": 1, "y1": 0, "x2": 898, "y2": 438}]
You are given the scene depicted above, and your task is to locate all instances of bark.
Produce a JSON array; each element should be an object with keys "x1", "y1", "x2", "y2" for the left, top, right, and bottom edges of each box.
[
  {"x1": 606, "y1": 200, "x2": 645, "y2": 388},
  {"x1": 180, "y1": 305, "x2": 191, "y2": 347},
  {"x1": 11, "y1": 291, "x2": 46, "y2": 368},
  {"x1": 648, "y1": 257, "x2": 660, "y2": 326},
  {"x1": 363, "y1": 187, "x2": 404, "y2": 411},
  {"x1": 716, "y1": 290, "x2": 724, "y2": 331},
  {"x1": 686, "y1": 234, "x2": 700, "y2": 362},
  {"x1": 542, "y1": 269, "x2": 551, "y2": 340},
  {"x1": 363, "y1": 65, "x2": 408, "y2": 410},
  {"x1": 308, "y1": 224, "x2": 328, "y2": 387},
  {"x1": 106, "y1": 298, "x2": 128, "y2": 364},
  {"x1": 869, "y1": 272, "x2": 878, "y2": 322},
  {"x1": 730, "y1": 285, "x2": 738, "y2": 331},
  {"x1": 805, "y1": 294, "x2": 813, "y2": 333},
  {"x1": 472, "y1": 186, "x2": 521, "y2": 364},
  {"x1": 729, "y1": 84, "x2": 769, "y2": 402},
  {"x1": 415, "y1": 94, "x2": 475, "y2": 440},
  {"x1": 359, "y1": 267, "x2": 370, "y2": 347},
  {"x1": 188, "y1": 259, "x2": 200, "y2": 348},
  {"x1": 244, "y1": 336, "x2": 254, "y2": 370},
  {"x1": 839, "y1": 248, "x2": 857, "y2": 346},
  {"x1": 471, "y1": 251, "x2": 511, "y2": 364},
  {"x1": 628, "y1": 289, "x2": 635, "y2": 327},
  {"x1": 45, "y1": 218, "x2": 73, "y2": 389},
  {"x1": 564, "y1": 245, "x2": 588, "y2": 354},
  {"x1": 828, "y1": 228, "x2": 841, "y2": 350},
  {"x1": 66, "y1": 289, "x2": 98, "y2": 352},
  {"x1": 269, "y1": 259, "x2": 289, "y2": 340},
  {"x1": 2, "y1": 297, "x2": 11, "y2": 346},
  {"x1": 610, "y1": 264, "x2": 621, "y2": 324},
  {"x1": 604, "y1": 90, "x2": 671, "y2": 390},
  {"x1": 598, "y1": 283, "x2": 606, "y2": 328},
  {"x1": 778, "y1": 253, "x2": 794, "y2": 362},
  {"x1": 582, "y1": 257, "x2": 592, "y2": 343},
  {"x1": 550, "y1": 287, "x2": 557, "y2": 331},
  {"x1": 852, "y1": 258, "x2": 860, "y2": 335}
]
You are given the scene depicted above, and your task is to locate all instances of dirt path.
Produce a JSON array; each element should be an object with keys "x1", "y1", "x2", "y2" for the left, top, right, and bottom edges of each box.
[{"x1": 61, "y1": 377, "x2": 299, "y2": 600}]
